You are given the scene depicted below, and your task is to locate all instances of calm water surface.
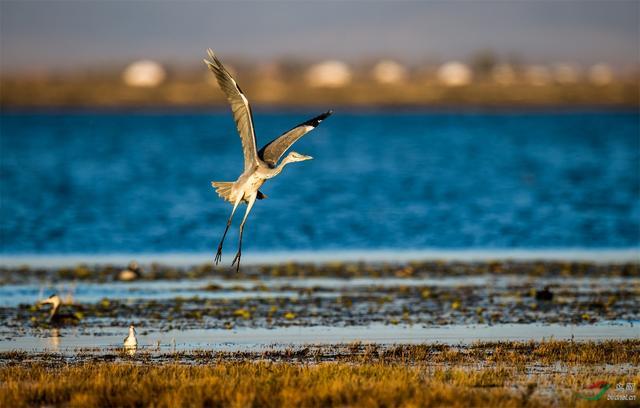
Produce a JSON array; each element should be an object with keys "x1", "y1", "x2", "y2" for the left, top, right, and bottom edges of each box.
[
  {"x1": 1, "y1": 324, "x2": 637, "y2": 352},
  {"x1": 2, "y1": 110, "x2": 639, "y2": 253}
]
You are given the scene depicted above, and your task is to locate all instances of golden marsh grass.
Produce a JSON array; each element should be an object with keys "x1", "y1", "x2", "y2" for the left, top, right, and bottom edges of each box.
[
  {"x1": 1, "y1": 361, "x2": 637, "y2": 407},
  {"x1": 1, "y1": 340, "x2": 638, "y2": 407}
]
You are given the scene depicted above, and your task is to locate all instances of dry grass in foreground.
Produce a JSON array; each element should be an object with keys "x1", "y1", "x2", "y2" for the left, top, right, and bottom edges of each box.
[
  {"x1": 0, "y1": 362, "x2": 636, "y2": 408},
  {"x1": 1, "y1": 340, "x2": 639, "y2": 408}
]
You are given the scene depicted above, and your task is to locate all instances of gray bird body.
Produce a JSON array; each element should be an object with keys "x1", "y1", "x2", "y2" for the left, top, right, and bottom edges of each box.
[
  {"x1": 213, "y1": 152, "x2": 306, "y2": 203},
  {"x1": 204, "y1": 49, "x2": 332, "y2": 270}
]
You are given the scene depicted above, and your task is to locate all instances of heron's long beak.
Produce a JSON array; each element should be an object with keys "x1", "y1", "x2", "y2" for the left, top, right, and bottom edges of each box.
[{"x1": 302, "y1": 154, "x2": 313, "y2": 161}]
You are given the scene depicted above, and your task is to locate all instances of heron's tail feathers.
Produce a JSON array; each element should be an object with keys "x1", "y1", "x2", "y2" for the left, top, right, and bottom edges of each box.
[{"x1": 211, "y1": 181, "x2": 234, "y2": 202}]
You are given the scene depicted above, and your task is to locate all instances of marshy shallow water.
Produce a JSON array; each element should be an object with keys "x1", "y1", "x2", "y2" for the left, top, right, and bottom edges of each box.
[
  {"x1": 0, "y1": 259, "x2": 638, "y2": 408},
  {"x1": 2, "y1": 323, "x2": 638, "y2": 354},
  {"x1": 0, "y1": 260, "x2": 637, "y2": 353},
  {"x1": 3, "y1": 339, "x2": 638, "y2": 407}
]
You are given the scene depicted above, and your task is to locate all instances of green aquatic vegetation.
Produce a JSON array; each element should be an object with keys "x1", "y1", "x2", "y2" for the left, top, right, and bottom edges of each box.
[
  {"x1": 184, "y1": 310, "x2": 203, "y2": 320},
  {"x1": 233, "y1": 308, "x2": 251, "y2": 320},
  {"x1": 3, "y1": 268, "x2": 638, "y2": 333},
  {"x1": 337, "y1": 296, "x2": 352, "y2": 308}
]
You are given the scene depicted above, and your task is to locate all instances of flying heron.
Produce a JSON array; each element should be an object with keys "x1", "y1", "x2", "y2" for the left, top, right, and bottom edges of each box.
[{"x1": 204, "y1": 49, "x2": 332, "y2": 271}]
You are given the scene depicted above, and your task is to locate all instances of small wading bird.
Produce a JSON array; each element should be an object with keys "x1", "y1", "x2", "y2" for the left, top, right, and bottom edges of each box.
[
  {"x1": 204, "y1": 49, "x2": 333, "y2": 271},
  {"x1": 123, "y1": 324, "x2": 138, "y2": 355},
  {"x1": 124, "y1": 324, "x2": 137, "y2": 347}
]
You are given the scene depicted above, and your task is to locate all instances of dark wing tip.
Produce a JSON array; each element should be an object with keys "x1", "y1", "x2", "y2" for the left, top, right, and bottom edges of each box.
[
  {"x1": 320, "y1": 109, "x2": 334, "y2": 120},
  {"x1": 304, "y1": 110, "x2": 334, "y2": 128}
]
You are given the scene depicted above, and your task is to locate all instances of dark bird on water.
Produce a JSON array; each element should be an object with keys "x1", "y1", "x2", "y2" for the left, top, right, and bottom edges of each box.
[
  {"x1": 204, "y1": 49, "x2": 333, "y2": 271},
  {"x1": 535, "y1": 286, "x2": 554, "y2": 302},
  {"x1": 117, "y1": 260, "x2": 142, "y2": 281}
]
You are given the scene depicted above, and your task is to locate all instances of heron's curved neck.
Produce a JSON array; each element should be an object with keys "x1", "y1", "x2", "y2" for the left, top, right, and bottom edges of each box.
[
  {"x1": 50, "y1": 303, "x2": 60, "y2": 318},
  {"x1": 268, "y1": 156, "x2": 293, "y2": 178}
]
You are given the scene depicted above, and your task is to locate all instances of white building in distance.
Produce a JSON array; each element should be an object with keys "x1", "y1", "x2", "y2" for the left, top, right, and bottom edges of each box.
[
  {"x1": 372, "y1": 60, "x2": 408, "y2": 84},
  {"x1": 305, "y1": 61, "x2": 352, "y2": 88},
  {"x1": 437, "y1": 62, "x2": 472, "y2": 86},
  {"x1": 122, "y1": 60, "x2": 166, "y2": 87}
]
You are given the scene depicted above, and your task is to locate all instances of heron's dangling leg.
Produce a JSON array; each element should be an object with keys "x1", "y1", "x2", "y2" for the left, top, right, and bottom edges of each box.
[
  {"x1": 215, "y1": 196, "x2": 242, "y2": 265},
  {"x1": 231, "y1": 193, "x2": 256, "y2": 272}
]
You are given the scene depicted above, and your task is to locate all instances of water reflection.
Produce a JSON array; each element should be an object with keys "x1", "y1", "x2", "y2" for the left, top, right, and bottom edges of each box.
[
  {"x1": 124, "y1": 344, "x2": 137, "y2": 356},
  {"x1": 2, "y1": 323, "x2": 635, "y2": 353},
  {"x1": 47, "y1": 328, "x2": 60, "y2": 351}
]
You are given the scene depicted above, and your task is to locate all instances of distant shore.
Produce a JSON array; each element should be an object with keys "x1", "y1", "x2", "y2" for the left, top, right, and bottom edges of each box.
[
  {"x1": 1, "y1": 251, "x2": 637, "y2": 284},
  {"x1": 2, "y1": 78, "x2": 637, "y2": 109}
]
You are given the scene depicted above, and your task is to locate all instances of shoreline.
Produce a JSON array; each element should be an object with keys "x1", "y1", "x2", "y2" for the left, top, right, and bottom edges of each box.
[
  {"x1": 2, "y1": 339, "x2": 639, "y2": 364},
  {"x1": 1, "y1": 324, "x2": 638, "y2": 353},
  {"x1": 1, "y1": 248, "x2": 638, "y2": 268},
  {"x1": 3, "y1": 105, "x2": 640, "y2": 114}
]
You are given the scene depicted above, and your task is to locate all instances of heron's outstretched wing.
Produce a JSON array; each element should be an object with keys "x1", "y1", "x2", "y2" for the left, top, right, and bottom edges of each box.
[
  {"x1": 204, "y1": 49, "x2": 258, "y2": 171},
  {"x1": 258, "y1": 110, "x2": 333, "y2": 166}
]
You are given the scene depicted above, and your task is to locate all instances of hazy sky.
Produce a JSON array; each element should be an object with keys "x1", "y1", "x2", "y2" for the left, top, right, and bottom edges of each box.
[{"x1": 1, "y1": 0, "x2": 638, "y2": 73}]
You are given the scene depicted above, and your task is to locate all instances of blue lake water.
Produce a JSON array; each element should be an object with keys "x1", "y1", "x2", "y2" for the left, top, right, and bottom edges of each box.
[{"x1": 1, "y1": 110, "x2": 639, "y2": 254}]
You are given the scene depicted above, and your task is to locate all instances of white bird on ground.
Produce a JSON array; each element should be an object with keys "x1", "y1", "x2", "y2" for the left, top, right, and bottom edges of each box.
[
  {"x1": 204, "y1": 49, "x2": 333, "y2": 271},
  {"x1": 124, "y1": 324, "x2": 138, "y2": 349}
]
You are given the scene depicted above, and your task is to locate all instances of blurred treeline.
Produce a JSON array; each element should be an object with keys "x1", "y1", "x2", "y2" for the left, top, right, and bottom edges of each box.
[{"x1": 2, "y1": 53, "x2": 638, "y2": 109}]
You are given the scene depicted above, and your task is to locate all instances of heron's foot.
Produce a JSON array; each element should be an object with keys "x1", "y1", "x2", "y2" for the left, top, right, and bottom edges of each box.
[
  {"x1": 214, "y1": 244, "x2": 223, "y2": 265},
  {"x1": 231, "y1": 249, "x2": 242, "y2": 272}
]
